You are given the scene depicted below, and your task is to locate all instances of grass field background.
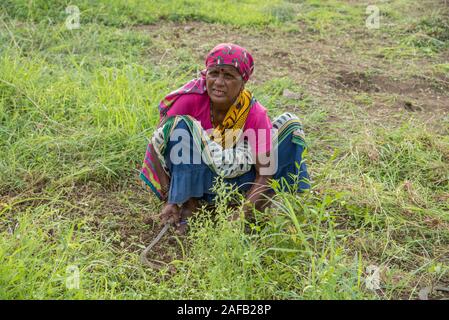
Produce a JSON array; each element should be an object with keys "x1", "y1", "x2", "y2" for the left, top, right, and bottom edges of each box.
[{"x1": 1, "y1": 0, "x2": 448, "y2": 299}]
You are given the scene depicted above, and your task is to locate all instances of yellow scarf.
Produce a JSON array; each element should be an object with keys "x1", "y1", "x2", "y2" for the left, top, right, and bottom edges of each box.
[{"x1": 210, "y1": 89, "x2": 252, "y2": 148}]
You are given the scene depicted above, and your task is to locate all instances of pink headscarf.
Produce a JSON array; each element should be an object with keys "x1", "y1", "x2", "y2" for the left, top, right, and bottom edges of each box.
[
  {"x1": 158, "y1": 43, "x2": 254, "y2": 118},
  {"x1": 205, "y1": 43, "x2": 254, "y2": 82}
]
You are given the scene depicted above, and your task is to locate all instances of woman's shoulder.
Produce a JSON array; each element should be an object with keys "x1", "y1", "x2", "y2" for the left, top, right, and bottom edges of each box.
[
  {"x1": 173, "y1": 92, "x2": 208, "y2": 108},
  {"x1": 166, "y1": 93, "x2": 209, "y2": 117},
  {"x1": 246, "y1": 100, "x2": 272, "y2": 129}
]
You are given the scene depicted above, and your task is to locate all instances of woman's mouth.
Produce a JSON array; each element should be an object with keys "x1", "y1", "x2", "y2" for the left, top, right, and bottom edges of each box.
[{"x1": 212, "y1": 89, "x2": 226, "y2": 97}]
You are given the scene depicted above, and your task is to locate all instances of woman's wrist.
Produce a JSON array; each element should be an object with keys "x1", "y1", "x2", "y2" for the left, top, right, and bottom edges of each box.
[{"x1": 160, "y1": 184, "x2": 169, "y2": 200}]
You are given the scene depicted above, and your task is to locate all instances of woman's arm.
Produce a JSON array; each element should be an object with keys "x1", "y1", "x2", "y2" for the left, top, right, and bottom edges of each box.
[{"x1": 244, "y1": 152, "x2": 273, "y2": 217}]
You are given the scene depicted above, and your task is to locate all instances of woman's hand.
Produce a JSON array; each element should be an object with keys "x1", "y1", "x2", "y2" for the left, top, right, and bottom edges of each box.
[
  {"x1": 244, "y1": 152, "x2": 273, "y2": 218},
  {"x1": 160, "y1": 203, "x2": 180, "y2": 225}
]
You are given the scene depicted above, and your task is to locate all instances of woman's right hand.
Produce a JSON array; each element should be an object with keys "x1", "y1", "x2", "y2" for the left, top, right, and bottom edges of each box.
[{"x1": 160, "y1": 203, "x2": 180, "y2": 225}]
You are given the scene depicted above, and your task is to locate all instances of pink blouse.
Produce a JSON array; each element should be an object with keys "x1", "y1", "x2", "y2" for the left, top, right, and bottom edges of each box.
[{"x1": 166, "y1": 93, "x2": 272, "y2": 155}]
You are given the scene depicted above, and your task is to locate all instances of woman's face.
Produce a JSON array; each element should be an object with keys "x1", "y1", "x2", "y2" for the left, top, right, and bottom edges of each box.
[{"x1": 206, "y1": 65, "x2": 244, "y2": 108}]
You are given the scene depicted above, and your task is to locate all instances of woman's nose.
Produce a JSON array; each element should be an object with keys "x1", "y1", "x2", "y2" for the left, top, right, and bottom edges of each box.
[{"x1": 214, "y1": 73, "x2": 226, "y2": 86}]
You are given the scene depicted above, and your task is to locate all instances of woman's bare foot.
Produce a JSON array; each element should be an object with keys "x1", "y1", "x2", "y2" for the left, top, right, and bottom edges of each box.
[
  {"x1": 175, "y1": 198, "x2": 199, "y2": 235},
  {"x1": 160, "y1": 203, "x2": 180, "y2": 224}
]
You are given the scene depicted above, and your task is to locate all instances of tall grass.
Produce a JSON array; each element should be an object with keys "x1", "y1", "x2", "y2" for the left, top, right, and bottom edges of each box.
[
  {"x1": 1, "y1": 0, "x2": 293, "y2": 27},
  {"x1": 1, "y1": 0, "x2": 448, "y2": 299}
]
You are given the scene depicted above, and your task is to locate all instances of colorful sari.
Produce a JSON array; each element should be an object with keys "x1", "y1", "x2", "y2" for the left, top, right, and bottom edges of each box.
[{"x1": 140, "y1": 112, "x2": 309, "y2": 202}]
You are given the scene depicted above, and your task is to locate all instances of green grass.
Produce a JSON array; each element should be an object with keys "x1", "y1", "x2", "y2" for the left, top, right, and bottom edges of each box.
[
  {"x1": 1, "y1": 0, "x2": 294, "y2": 27},
  {"x1": 1, "y1": 0, "x2": 449, "y2": 299}
]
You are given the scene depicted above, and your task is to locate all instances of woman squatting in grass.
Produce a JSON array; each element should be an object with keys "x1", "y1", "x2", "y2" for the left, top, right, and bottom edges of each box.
[{"x1": 140, "y1": 43, "x2": 309, "y2": 234}]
